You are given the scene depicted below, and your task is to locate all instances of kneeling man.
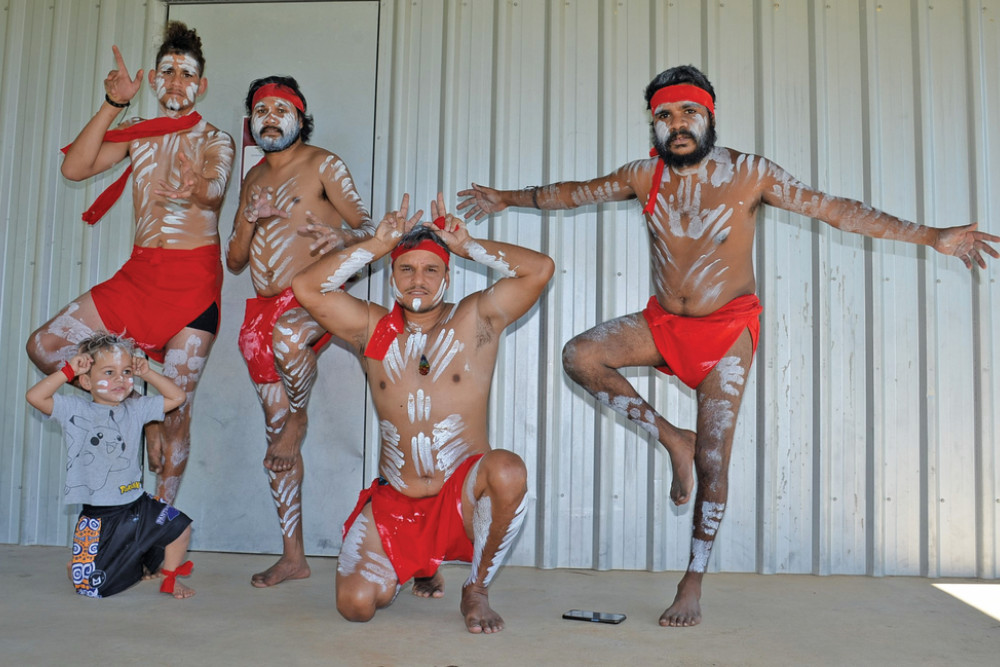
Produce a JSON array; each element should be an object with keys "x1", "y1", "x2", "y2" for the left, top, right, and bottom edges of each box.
[{"x1": 293, "y1": 194, "x2": 554, "y2": 633}]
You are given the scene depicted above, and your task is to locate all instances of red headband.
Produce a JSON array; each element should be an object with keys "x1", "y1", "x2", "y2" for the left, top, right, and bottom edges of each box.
[
  {"x1": 252, "y1": 83, "x2": 305, "y2": 112},
  {"x1": 390, "y1": 216, "x2": 450, "y2": 267},
  {"x1": 649, "y1": 84, "x2": 714, "y2": 116}
]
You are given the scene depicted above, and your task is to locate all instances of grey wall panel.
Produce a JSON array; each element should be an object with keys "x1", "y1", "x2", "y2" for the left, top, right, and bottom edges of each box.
[{"x1": 4, "y1": 0, "x2": 1000, "y2": 581}]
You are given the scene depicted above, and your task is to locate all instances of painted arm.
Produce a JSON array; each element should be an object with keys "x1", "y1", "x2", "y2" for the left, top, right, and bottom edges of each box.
[
  {"x1": 26, "y1": 354, "x2": 92, "y2": 416},
  {"x1": 300, "y1": 154, "x2": 376, "y2": 255},
  {"x1": 761, "y1": 160, "x2": 1000, "y2": 269},
  {"x1": 226, "y1": 178, "x2": 289, "y2": 272},
  {"x1": 132, "y1": 356, "x2": 186, "y2": 413},
  {"x1": 456, "y1": 165, "x2": 637, "y2": 221},
  {"x1": 61, "y1": 46, "x2": 141, "y2": 181},
  {"x1": 293, "y1": 194, "x2": 423, "y2": 348},
  {"x1": 155, "y1": 130, "x2": 235, "y2": 209},
  {"x1": 431, "y1": 194, "x2": 555, "y2": 328}
]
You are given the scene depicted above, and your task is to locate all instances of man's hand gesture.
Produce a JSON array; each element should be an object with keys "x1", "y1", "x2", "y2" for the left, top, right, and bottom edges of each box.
[
  {"x1": 375, "y1": 193, "x2": 423, "y2": 247},
  {"x1": 456, "y1": 183, "x2": 507, "y2": 221},
  {"x1": 104, "y1": 45, "x2": 143, "y2": 107},
  {"x1": 934, "y1": 223, "x2": 1000, "y2": 269},
  {"x1": 429, "y1": 193, "x2": 472, "y2": 252}
]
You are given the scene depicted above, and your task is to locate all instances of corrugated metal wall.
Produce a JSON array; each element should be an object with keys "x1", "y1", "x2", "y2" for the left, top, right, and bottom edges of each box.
[{"x1": 3, "y1": 0, "x2": 998, "y2": 579}]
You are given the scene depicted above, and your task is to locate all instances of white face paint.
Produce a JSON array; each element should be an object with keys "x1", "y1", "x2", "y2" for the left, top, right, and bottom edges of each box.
[
  {"x1": 87, "y1": 347, "x2": 135, "y2": 405},
  {"x1": 250, "y1": 98, "x2": 302, "y2": 152},
  {"x1": 155, "y1": 54, "x2": 201, "y2": 112}
]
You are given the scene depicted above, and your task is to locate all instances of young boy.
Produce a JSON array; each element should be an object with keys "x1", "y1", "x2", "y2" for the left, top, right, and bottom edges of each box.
[{"x1": 26, "y1": 332, "x2": 196, "y2": 599}]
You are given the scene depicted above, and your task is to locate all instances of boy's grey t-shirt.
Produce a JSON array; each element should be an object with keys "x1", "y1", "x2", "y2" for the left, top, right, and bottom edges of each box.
[{"x1": 49, "y1": 393, "x2": 164, "y2": 506}]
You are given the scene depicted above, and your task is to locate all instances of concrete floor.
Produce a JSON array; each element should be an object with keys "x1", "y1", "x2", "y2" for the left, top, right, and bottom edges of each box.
[{"x1": 3, "y1": 544, "x2": 999, "y2": 666}]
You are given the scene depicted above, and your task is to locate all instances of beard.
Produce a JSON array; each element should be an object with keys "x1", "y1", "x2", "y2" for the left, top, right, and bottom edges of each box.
[
  {"x1": 652, "y1": 122, "x2": 717, "y2": 168},
  {"x1": 251, "y1": 120, "x2": 301, "y2": 153}
]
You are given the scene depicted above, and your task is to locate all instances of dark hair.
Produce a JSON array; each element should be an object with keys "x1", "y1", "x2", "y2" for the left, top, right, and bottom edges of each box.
[
  {"x1": 245, "y1": 76, "x2": 315, "y2": 143},
  {"x1": 156, "y1": 21, "x2": 205, "y2": 76},
  {"x1": 644, "y1": 65, "x2": 716, "y2": 113},
  {"x1": 395, "y1": 224, "x2": 451, "y2": 259}
]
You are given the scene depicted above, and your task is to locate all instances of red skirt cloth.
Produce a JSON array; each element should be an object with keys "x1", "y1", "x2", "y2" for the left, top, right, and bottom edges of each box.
[
  {"x1": 238, "y1": 287, "x2": 332, "y2": 384},
  {"x1": 641, "y1": 294, "x2": 762, "y2": 389},
  {"x1": 90, "y1": 245, "x2": 222, "y2": 363},
  {"x1": 342, "y1": 454, "x2": 484, "y2": 584}
]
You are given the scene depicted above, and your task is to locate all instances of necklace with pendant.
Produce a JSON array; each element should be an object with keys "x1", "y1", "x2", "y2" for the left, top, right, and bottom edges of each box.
[{"x1": 419, "y1": 354, "x2": 430, "y2": 376}]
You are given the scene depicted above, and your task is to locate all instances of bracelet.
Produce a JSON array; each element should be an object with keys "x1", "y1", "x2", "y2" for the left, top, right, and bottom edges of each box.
[
  {"x1": 104, "y1": 93, "x2": 129, "y2": 109},
  {"x1": 60, "y1": 363, "x2": 75, "y2": 382},
  {"x1": 531, "y1": 186, "x2": 540, "y2": 209}
]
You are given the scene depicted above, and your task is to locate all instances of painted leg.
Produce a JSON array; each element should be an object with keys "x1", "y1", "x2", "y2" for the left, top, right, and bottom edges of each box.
[
  {"x1": 154, "y1": 328, "x2": 215, "y2": 503},
  {"x1": 250, "y1": 379, "x2": 310, "y2": 587},
  {"x1": 460, "y1": 450, "x2": 528, "y2": 634},
  {"x1": 336, "y1": 503, "x2": 400, "y2": 622},
  {"x1": 251, "y1": 312, "x2": 322, "y2": 586},
  {"x1": 563, "y1": 313, "x2": 696, "y2": 504},
  {"x1": 661, "y1": 331, "x2": 753, "y2": 627},
  {"x1": 263, "y1": 308, "x2": 322, "y2": 473},
  {"x1": 25, "y1": 294, "x2": 103, "y2": 373}
]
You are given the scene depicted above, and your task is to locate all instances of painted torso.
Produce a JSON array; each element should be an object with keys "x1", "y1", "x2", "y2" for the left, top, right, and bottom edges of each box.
[
  {"x1": 244, "y1": 145, "x2": 370, "y2": 296},
  {"x1": 365, "y1": 299, "x2": 496, "y2": 498},
  {"x1": 127, "y1": 117, "x2": 233, "y2": 249}
]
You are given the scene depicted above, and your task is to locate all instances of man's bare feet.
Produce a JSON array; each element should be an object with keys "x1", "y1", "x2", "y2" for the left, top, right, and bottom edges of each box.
[
  {"x1": 412, "y1": 571, "x2": 445, "y2": 598},
  {"x1": 251, "y1": 555, "x2": 311, "y2": 587},
  {"x1": 659, "y1": 575, "x2": 702, "y2": 627},
  {"x1": 263, "y1": 411, "x2": 307, "y2": 472},
  {"x1": 460, "y1": 582, "x2": 505, "y2": 634},
  {"x1": 166, "y1": 580, "x2": 196, "y2": 599},
  {"x1": 663, "y1": 428, "x2": 697, "y2": 505}
]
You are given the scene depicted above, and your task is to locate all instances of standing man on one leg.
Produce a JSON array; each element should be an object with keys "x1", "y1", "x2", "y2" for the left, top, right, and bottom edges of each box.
[
  {"x1": 457, "y1": 64, "x2": 999, "y2": 627},
  {"x1": 293, "y1": 193, "x2": 554, "y2": 633},
  {"x1": 226, "y1": 76, "x2": 374, "y2": 587},
  {"x1": 26, "y1": 22, "x2": 235, "y2": 504}
]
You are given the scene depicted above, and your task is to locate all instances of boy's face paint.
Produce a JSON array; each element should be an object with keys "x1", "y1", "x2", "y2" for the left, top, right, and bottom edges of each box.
[
  {"x1": 250, "y1": 96, "x2": 302, "y2": 152},
  {"x1": 83, "y1": 348, "x2": 134, "y2": 406},
  {"x1": 151, "y1": 54, "x2": 203, "y2": 112}
]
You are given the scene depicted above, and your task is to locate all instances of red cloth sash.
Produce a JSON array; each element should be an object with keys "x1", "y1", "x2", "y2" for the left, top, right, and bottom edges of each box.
[
  {"x1": 643, "y1": 148, "x2": 665, "y2": 216},
  {"x1": 61, "y1": 112, "x2": 203, "y2": 224},
  {"x1": 364, "y1": 303, "x2": 405, "y2": 361}
]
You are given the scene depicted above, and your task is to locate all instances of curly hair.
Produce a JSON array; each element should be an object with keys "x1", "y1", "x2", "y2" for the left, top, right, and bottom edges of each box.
[
  {"x1": 156, "y1": 21, "x2": 205, "y2": 75},
  {"x1": 77, "y1": 331, "x2": 135, "y2": 360}
]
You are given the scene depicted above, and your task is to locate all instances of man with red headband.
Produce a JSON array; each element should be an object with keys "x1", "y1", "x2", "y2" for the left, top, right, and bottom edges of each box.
[
  {"x1": 457, "y1": 64, "x2": 1000, "y2": 627},
  {"x1": 292, "y1": 193, "x2": 554, "y2": 633},
  {"x1": 227, "y1": 75, "x2": 374, "y2": 588},
  {"x1": 26, "y1": 22, "x2": 235, "y2": 505}
]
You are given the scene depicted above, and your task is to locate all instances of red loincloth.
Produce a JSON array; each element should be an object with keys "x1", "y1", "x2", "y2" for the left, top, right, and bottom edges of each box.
[
  {"x1": 342, "y1": 454, "x2": 483, "y2": 584},
  {"x1": 238, "y1": 287, "x2": 332, "y2": 384},
  {"x1": 90, "y1": 245, "x2": 222, "y2": 363},
  {"x1": 642, "y1": 294, "x2": 762, "y2": 389}
]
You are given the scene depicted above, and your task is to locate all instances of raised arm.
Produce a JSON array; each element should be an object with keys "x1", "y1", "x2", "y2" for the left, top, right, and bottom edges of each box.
[
  {"x1": 293, "y1": 194, "x2": 423, "y2": 350},
  {"x1": 456, "y1": 166, "x2": 638, "y2": 222},
  {"x1": 760, "y1": 159, "x2": 1000, "y2": 269},
  {"x1": 431, "y1": 194, "x2": 555, "y2": 328},
  {"x1": 61, "y1": 45, "x2": 143, "y2": 181},
  {"x1": 26, "y1": 354, "x2": 92, "y2": 416}
]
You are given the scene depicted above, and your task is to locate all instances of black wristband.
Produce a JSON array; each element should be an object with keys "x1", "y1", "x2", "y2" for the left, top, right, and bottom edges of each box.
[
  {"x1": 531, "y1": 186, "x2": 540, "y2": 209},
  {"x1": 105, "y1": 93, "x2": 129, "y2": 109}
]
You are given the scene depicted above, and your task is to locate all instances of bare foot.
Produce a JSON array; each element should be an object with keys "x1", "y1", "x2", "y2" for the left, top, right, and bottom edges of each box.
[
  {"x1": 251, "y1": 556, "x2": 311, "y2": 587},
  {"x1": 167, "y1": 580, "x2": 196, "y2": 599},
  {"x1": 263, "y1": 411, "x2": 307, "y2": 472},
  {"x1": 412, "y1": 571, "x2": 445, "y2": 598},
  {"x1": 460, "y1": 583, "x2": 505, "y2": 634},
  {"x1": 663, "y1": 427, "x2": 697, "y2": 505},
  {"x1": 659, "y1": 576, "x2": 702, "y2": 627}
]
